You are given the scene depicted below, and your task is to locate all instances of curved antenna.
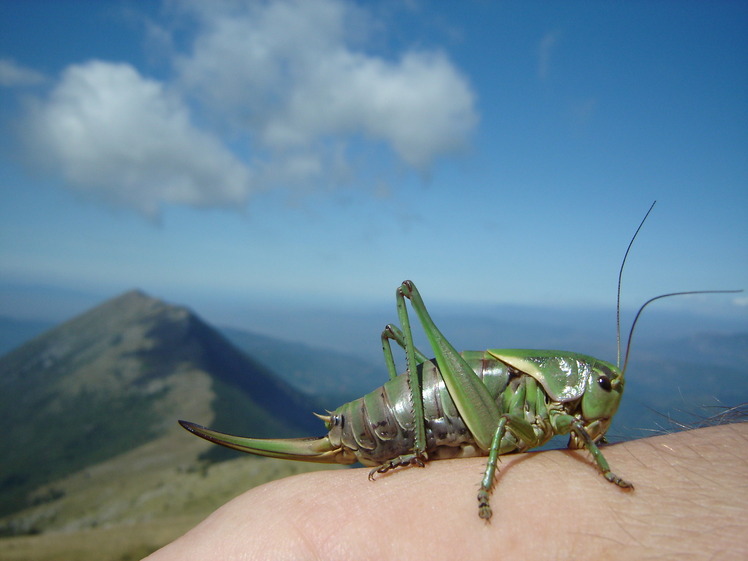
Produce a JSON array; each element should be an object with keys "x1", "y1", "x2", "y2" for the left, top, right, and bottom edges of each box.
[
  {"x1": 621, "y1": 290, "x2": 743, "y2": 375},
  {"x1": 617, "y1": 201, "x2": 657, "y2": 367}
]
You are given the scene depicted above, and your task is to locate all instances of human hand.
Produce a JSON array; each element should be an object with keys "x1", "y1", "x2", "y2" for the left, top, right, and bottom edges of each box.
[{"x1": 144, "y1": 423, "x2": 747, "y2": 561}]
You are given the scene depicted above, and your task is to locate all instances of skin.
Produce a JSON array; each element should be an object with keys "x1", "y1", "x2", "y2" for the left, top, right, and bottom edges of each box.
[{"x1": 145, "y1": 422, "x2": 748, "y2": 561}]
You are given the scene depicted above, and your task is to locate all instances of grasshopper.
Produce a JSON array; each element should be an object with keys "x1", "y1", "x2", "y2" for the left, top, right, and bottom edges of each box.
[{"x1": 180, "y1": 203, "x2": 739, "y2": 520}]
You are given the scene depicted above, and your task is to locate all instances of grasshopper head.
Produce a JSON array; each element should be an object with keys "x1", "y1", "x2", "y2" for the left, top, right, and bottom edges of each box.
[{"x1": 579, "y1": 361, "x2": 625, "y2": 441}]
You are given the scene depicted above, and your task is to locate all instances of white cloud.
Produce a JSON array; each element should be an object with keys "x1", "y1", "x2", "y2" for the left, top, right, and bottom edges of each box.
[
  {"x1": 173, "y1": 0, "x2": 476, "y2": 169},
  {"x1": 19, "y1": 0, "x2": 476, "y2": 216},
  {"x1": 23, "y1": 61, "x2": 253, "y2": 217},
  {"x1": 0, "y1": 58, "x2": 45, "y2": 87}
]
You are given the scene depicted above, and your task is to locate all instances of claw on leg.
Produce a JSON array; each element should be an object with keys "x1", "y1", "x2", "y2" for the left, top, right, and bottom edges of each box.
[
  {"x1": 605, "y1": 471, "x2": 634, "y2": 489},
  {"x1": 368, "y1": 452, "x2": 428, "y2": 481},
  {"x1": 477, "y1": 489, "x2": 492, "y2": 521}
]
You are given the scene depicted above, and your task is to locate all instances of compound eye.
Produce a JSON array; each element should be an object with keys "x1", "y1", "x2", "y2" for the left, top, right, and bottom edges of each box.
[{"x1": 597, "y1": 376, "x2": 612, "y2": 392}]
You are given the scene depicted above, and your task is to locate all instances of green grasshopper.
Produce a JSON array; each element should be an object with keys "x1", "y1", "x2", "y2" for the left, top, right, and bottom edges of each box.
[{"x1": 179, "y1": 203, "x2": 739, "y2": 520}]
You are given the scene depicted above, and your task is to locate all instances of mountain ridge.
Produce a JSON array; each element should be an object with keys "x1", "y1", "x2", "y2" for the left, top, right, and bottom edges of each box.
[{"x1": 0, "y1": 289, "x2": 320, "y2": 523}]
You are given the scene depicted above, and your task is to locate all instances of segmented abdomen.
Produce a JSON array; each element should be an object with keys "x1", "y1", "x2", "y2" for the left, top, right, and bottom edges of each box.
[{"x1": 325, "y1": 352, "x2": 545, "y2": 466}]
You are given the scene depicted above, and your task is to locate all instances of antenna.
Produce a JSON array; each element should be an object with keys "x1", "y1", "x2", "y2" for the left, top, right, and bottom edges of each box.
[
  {"x1": 614, "y1": 202, "x2": 742, "y2": 373},
  {"x1": 616, "y1": 201, "x2": 657, "y2": 367},
  {"x1": 621, "y1": 290, "x2": 742, "y2": 375}
]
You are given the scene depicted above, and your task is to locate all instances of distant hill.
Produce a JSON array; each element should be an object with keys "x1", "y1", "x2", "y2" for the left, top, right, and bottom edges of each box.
[
  {"x1": 221, "y1": 326, "x2": 383, "y2": 405},
  {"x1": 0, "y1": 290, "x2": 320, "y2": 523},
  {"x1": 612, "y1": 332, "x2": 748, "y2": 439}
]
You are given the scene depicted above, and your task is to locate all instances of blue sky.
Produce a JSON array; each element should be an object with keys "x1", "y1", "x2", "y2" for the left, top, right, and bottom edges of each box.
[{"x1": 1, "y1": 0, "x2": 746, "y2": 329}]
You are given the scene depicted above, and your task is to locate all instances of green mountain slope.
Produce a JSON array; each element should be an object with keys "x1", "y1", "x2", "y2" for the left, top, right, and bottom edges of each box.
[{"x1": 0, "y1": 290, "x2": 320, "y2": 522}]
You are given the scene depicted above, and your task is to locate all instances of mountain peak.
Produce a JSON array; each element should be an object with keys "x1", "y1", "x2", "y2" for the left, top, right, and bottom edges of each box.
[
  {"x1": 113, "y1": 288, "x2": 157, "y2": 304},
  {"x1": 0, "y1": 290, "x2": 317, "y2": 521},
  {"x1": 81, "y1": 288, "x2": 173, "y2": 323}
]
